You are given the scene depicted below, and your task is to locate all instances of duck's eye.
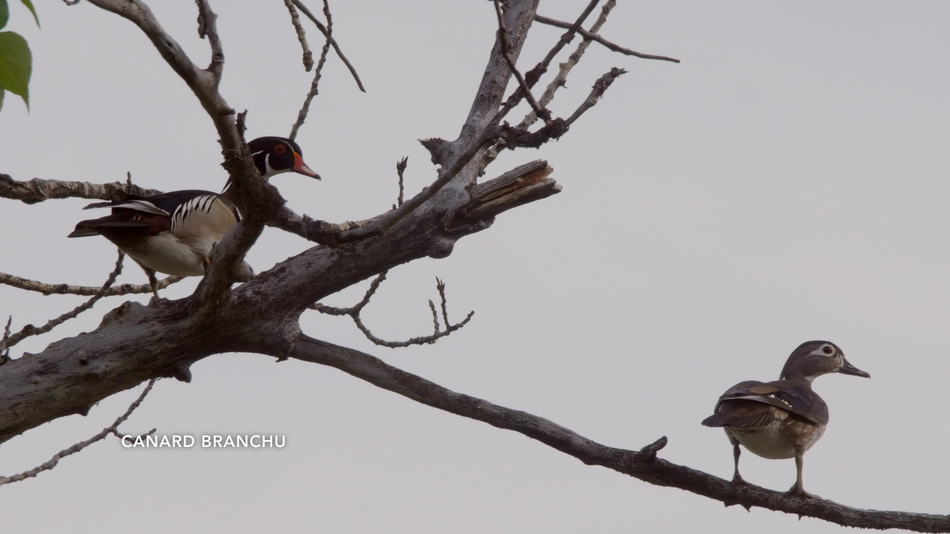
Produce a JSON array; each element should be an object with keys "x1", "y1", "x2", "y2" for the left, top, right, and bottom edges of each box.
[
  {"x1": 822, "y1": 344, "x2": 835, "y2": 355},
  {"x1": 274, "y1": 144, "x2": 287, "y2": 154}
]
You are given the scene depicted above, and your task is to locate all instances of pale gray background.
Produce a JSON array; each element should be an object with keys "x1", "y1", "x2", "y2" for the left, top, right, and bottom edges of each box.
[{"x1": 1, "y1": 1, "x2": 947, "y2": 532}]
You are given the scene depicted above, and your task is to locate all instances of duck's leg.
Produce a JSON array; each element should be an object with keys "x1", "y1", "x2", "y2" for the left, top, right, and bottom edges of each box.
[
  {"x1": 146, "y1": 268, "x2": 161, "y2": 302},
  {"x1": 130, "y1": 258, "x2": 162, "y2": 302},
  {"x1": 730, "y1": 439, "x2": 746, "y2": 484},
  {"x1": 787, "y1": 451, "x2": 821, "y2": 499}
]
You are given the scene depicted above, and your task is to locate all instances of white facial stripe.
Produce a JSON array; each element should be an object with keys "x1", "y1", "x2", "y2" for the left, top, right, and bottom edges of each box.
[{"x1": 810, "y1": 344, "x2": 837, "y2": 357}]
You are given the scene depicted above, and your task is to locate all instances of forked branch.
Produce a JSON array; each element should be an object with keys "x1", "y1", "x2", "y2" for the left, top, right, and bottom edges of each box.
[{"x1": 312, "y1": 274, "x2": 473, "y2": 348}]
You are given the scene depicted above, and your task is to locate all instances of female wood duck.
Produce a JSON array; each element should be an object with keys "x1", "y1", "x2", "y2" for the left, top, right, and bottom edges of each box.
[
  {"x1": 69, "y1": 137, "x2": 319, "y2": 299},
  {"x1": 701, "y1": 340, "x2": 869, "y2": 498}
]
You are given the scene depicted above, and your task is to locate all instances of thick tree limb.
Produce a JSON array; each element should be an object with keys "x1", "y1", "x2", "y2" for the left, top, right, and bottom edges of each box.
[{"x1": 0, "y1": 158, "x2": 560, "y2": 443}]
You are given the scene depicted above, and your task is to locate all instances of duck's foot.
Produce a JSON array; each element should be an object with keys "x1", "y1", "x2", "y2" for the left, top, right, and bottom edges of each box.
[{"x1": 787, "y1": 483, "x2": 822, "y2": 499}]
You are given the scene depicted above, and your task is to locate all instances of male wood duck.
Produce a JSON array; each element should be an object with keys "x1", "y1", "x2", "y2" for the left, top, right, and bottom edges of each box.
[
  {"x1": 701, "y1": 340, "x2": 869, "y2": 498},
  {"x1": 69, "y1": 137, "x2": 319, "y2": 299}
]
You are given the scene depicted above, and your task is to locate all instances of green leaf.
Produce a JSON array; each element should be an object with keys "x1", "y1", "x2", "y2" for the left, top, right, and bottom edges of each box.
[
  {"x1": 0, "y1": 0, "x2": 9, "y2": 31},
  {"x1": 0, "y1": 31, "x2": 30, "y2": 108},
  {"x1": 0, "y1": 81, "x2": 5, "y2": 114},
  {"x1": 19, "y1": 0, "x2": 38, "y2": 28}
]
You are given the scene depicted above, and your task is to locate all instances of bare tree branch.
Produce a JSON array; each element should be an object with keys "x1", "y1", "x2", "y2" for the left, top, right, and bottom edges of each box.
[
  {"x1": 8, "y1": 2, "x2": 855, "y2": 531},
  {"x1": 321, "y1": 1, "x2": 541, "y2": 244},
  {"x1": 518, "y1": 0, "x2": 615, "y2": 129},
  {"x1": 289, "y1": 0, "x2": 333, "y2": 140},
  {"x1": 395, "y1": 157, "x2": 407, "y2": 208},
  {"x1": 312, "y1": 273, "x2": 473, "y2": 348},
  {"x1": 0, "y1": 174, "x2": 162, "y2": 204},
  {"x1": 493, "y1": 0, "x2": 550, "y2": 123},
  {"x1": 0, "y1": 379, "x2": 157, "y2": 486},
  {"x1": 268, "y1": 207, "x2": 352, "y2": 246},
  {"x1": 494, "y1": 0, "x2": 601, "y2": 125},
  {"x1": 287, "y1": 336, "x2": 950, "y2": 533},
  {"x1": 455, "y1": 160, "x2": 557, "y2": 223},
  {"x1": 194, "y1": 0, "x2": 224, "y2": 81},
  {"x1": 312, "y1": 271, "x2": 388, "y2": 317},
  {"x1": 283, "y1": 0, "x2": 314, "y2": 71},
  {"x1": 83, "y1": 0, "x2": 271, "y2": 314},
  {"x1": 1, "y1": 317, "x2": 12, "y2": 364},
  {"x1": 563, "y1": 67, "x2": 626, "y2": 126},
  {"x1": 0, "y1": 270, "x2": 183, "y2": 297},
  {"x1": 268, "y1": 159, "x2": 558, "y2": 245},
  {"x1": 1, "y1": 251, "x2": 126, "y2": 352},
  {"x1": 534, "y1": 13, "x2": 681, "y2": 63},
  {"x1": 291, "y1": 0, "x2": 366, "y2": 92},
  {"x1": 0, "y1": 152, "x2": 560, "y2": 445},
  {"x1": 84, "y1": 0, "x2": 236, "y2": 136}
]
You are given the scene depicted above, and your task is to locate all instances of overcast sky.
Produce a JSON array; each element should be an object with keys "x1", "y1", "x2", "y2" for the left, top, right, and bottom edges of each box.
[{"x1": 1, "y1": 1, "x2": 949, "y2": 532}]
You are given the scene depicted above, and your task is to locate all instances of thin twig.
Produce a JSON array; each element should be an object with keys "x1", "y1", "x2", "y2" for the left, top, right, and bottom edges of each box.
[
  {"x1": 564, "y1": 67, "x2": 626, "y2": 126},
  {"x1": 495, "y1": 0, "x2": 601, "y2": 126},
  {"x1": 1, "y1": 251, "x2": 127, "y2": 351},
  {"x1": 312, "y1": 274, "x2": 474, "y2": 348},
  {"x1": 518, "y1": 0, "x2": 615, "y2": 130},
  {"x1": 0, "y1": 379, "x2": 157, "y2": 486},
  {"x1": 289, "y1": 0, "x2": 333, "y2": 140},
  {"x1": 535, "y1": 14, "x2": 680, "y2": 63},
  {"x1": 428, "y1": 299, "x2": 440, "y2": 333},
  {"x1": 0, "y1": 270, "x2": 183, "y2": 297},
  {"x1": 195, "y1": 0, "x2": 224, "y2": 81},
  {"x1": 0, "y1": 317, "x2": 12, "y2": 365},
  {"x1": 339, "y1": 120, "x2": 498, "y2": 242},
  {"x1": 283, "y1": 0, "x2": 314, "y2": 71},
  {"x1": 435, "y1": 277, "x2": 451, "y2": 329},
  {"x1": 312, "y1": 271, "x2": 387, "y2": 317},
  {"x1": 493, "y1": 0, "x2": 550, "y2": 123},
  {"x1": 292, "y1": 0, "x2": 366, "y2": 92},
  {"x1": 394, "y1": 157, "x2": 407, "y2": 208},
  {"x1": 530, "y1": 0, "x2": 601, "y2": 84}
]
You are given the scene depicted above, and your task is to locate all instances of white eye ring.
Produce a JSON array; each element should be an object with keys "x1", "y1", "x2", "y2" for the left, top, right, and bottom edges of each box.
[{"x1": 821, "y1": 344, "x2": 836, "y2": 356}]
